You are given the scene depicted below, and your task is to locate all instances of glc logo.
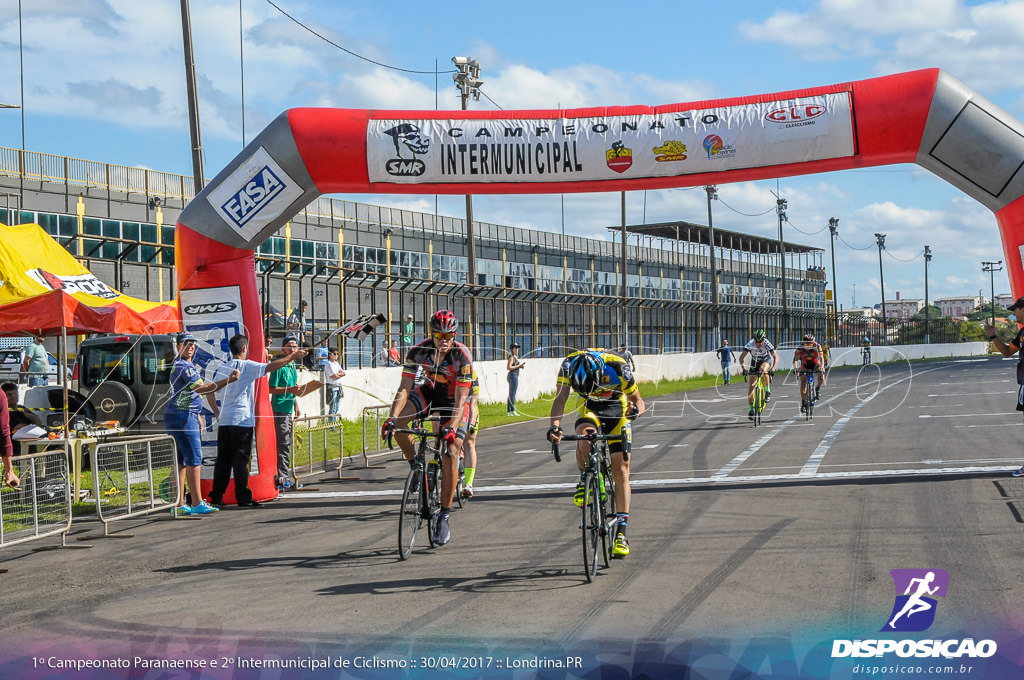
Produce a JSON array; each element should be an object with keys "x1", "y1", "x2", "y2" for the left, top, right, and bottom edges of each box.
[
  {"x1": 765, "y1": 104, "x2": 827, "y2": 124},
  {"x1": 882, "y1": 568, "x2": 949, "y2": 632},
  {"x1": 184, "y1": 302, "x2": 237, "y2": 315}
]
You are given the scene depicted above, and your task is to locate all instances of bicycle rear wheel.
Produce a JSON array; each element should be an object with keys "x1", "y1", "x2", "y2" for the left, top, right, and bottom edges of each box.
[
  {"x1": 753, "y1": 383, "x2": 765, "y2": 426},
  {"x1": 806, "y1": 378, "x2": 815, "y2": 419},
  {"x1": 455, "y1": 456, "x2": 466, "y2": 509},
  {"x1": 581, "y1": 471, "x2": 601, "y2": 583},
  {"x1": 397, "y1": 466, "x2": 422, "y2": 560}
]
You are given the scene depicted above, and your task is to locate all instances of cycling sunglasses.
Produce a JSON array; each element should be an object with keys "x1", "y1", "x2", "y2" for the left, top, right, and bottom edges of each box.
[{"x1": 432, "y1": 332, "x2": 456, "y2": 341}]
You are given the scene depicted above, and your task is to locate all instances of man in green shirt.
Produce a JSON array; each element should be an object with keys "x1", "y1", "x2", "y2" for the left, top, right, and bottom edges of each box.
[{"x1": 268, "y1": 335, "x2": 312, "y2": 491}]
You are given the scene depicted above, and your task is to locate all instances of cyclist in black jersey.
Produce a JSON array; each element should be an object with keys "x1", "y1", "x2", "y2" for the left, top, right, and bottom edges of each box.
[{"x1": 381, "y1": 310, "x2": 473, "y2": 546}]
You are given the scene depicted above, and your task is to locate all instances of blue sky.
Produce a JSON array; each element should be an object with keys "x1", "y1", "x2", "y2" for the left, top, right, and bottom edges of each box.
[{"x1": 1, "y1": 0, "x2": 1022, "y2": 307}]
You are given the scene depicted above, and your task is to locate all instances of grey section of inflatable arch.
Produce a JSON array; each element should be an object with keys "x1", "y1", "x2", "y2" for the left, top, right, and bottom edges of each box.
[
  {"x1": 916, "y1": 70, "x2": 1024, "y2": 212},
  {"x1": 176, "y1": 111, "x2": 323, "y2": 250}
]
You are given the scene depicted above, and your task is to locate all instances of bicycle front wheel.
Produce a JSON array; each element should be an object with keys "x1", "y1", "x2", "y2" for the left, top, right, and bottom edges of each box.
[
  {"x1": 455, "y1": 457, "x2": 466, "y2": 509},
  {"x1": 397, "y1": 466, "x2": 422, "y2": 560},
  {"x1": 426, "y1": 460, "x2": 442, "y2": 547},
  {"x1": 600, "y1": 467, "x2": 618, "y2": 568},
  {"x1": 581, "y1": 471, "x2": 601, "y2": 583}
]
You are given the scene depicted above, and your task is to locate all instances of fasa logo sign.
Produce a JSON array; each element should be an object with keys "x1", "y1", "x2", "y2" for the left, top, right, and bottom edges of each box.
[{"x1": 220, "y1": 165, "x2": 287, "y2": 228}]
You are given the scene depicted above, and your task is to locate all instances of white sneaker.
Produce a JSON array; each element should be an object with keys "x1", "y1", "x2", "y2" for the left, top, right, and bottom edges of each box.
[{"x1": 461, "y1": 485, "x2": 474, "y2": 499}]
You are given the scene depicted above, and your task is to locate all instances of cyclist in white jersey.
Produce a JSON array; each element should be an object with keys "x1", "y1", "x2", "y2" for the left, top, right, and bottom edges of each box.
[{"x1": 738, "y1": 329, "x2": 780, "y2": 419}]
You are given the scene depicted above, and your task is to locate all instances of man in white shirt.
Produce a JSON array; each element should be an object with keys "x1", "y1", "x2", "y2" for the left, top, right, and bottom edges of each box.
[
  {"x1": 323, "y1": 348, "x2": 346, "y2": 421},
  {"x1": 208, "y1": 334, "x2": 308, "y2": 508}
]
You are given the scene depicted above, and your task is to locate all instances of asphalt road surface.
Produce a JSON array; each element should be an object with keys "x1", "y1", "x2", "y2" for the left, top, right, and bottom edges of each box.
[{"x1": 3, "y1": 356, "x2": 1023, "y2": 678}]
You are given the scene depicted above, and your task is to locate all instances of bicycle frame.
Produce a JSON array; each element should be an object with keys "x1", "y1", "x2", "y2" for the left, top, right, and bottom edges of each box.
[
  {"x1": 552, "y1": 431, "x2": 624, "y2": 582},
  {"x1": 750, "y1": 372, "x2": 769, "y2": 426}
]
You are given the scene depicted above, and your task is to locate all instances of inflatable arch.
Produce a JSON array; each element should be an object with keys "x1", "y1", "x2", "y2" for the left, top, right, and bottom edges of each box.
[{"x1": 176, "y1": 67, "x2": 1024, "y2": 501}]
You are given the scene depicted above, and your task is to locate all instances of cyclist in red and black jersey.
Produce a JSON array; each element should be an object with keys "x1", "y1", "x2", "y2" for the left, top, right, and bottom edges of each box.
[
  {"x1": 381, "y1": 309, "x2": 473, "y2": 546},
  {"x1": 792, "y1": 333, "x2": 824, "y2": 413}
]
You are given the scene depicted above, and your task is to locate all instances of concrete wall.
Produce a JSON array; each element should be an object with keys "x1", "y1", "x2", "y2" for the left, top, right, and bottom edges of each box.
[{"x1": 294, "y1": 341, "x2": 992, "y2": 422}]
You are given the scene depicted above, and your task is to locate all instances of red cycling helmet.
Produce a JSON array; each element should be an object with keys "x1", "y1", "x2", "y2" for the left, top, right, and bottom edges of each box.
[
  {"x1": 802, "y1": 333, "x2": 816, "y2": 346},
  {"x1": 429, "y1": 309, "x2": 459, "y2": 334}
]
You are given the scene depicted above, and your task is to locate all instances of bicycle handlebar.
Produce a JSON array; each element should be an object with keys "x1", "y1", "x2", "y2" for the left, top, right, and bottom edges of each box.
[{"x1": 549, "y1": 431, "x2": 628, "y2": 465}]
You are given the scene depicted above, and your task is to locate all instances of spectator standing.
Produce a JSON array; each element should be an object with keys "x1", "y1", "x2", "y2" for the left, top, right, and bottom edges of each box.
[
  {"x1": 1, "y1": 387, "x2": 20, "y2": 488},
  {"x1": 716, "y1": 339, "x2": 736, "y2": 384},
  {"x1": 269, "y1": 335, "x2": 320, "y2": 491},
  {"x1": 377, "y1": 339, "x2": 391, "y2": 367},
  {"x1": 985, "y1": 297, "x2": 1024, "y2": 477},
  {"x1": 264, "y1": 335, "x2": 274, "y2": 361},
  {"x1": 21, "y1": 335, "x2": 49, "y2": 386},
  {"x1": 315, "y1": 337, "x2": 330, "y2": 372},
  {"x1": 617, "y1": 345, "x2": 637, "y2": 372},
  {"x1": 287, "y1": 300, "x2": 309, "y2": 344},
  {"x1": 324, "y1": 348, "x2": 346, "y2": 422},
  {"x1": 208, "y1": 334, "x2": 306, "y2": 508},
  {"x1": 164, "y1": 332, "x2": 239, "y2": 515},
  {"x1": 506, "y1": 341, "x2": 525, "y2": 416},
  {"x1": 403, "y1": 314, "x2": 415, "y2": 349},
  {"x1": 388, "y1": 340, "x2": 401, "y2": 366}
]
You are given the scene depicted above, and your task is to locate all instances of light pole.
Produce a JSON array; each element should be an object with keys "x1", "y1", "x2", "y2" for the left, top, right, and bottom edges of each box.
[
  {"x1": 452, "y1": 57, "x2": 483, "y2": 353},
  {"x1": 180, "y1": 0, "x2": 205, "y2": 190},
  {"x1": 875, "y1": 233, "x2": 887, "y2": 343},
  {"x1": 777, "y1": 197, "x2": 788, "y2": 343},
  {"x1": 828, "y1": 217, "x2": 838, "y2": 341},
  {"x1": 706, "y1": 186, "x2": 720, "y2": 348},
  {"x1": 923, "y1": 245, "x2": 931, "y2": 343},
  {"x1": 982, "y1": 260, "x2": 1003, "y2": 326}
]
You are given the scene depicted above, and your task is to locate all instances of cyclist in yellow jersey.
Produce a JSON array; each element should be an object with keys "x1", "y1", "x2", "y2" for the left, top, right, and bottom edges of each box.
[
  {"x1": 547, "y1": 349, "x2": 645, "y2": 557},
  {"x1": 461, "y1": 367, "x2": 480, "y2": 499}
]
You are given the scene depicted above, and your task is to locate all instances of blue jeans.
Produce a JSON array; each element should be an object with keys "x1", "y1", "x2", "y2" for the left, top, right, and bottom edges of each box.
[
  {"x1": 721, "y1": 362, "x2": 732, "y2": 383},
  {"x1": 28, "y1": 375, "x2": 47, "y2": 387},
  {"x1": 327, "y1": 387, "x2": 341, "y2": 421},
  {"x1": 507, "y1": 372, "x2": 519, "y2": 413}
]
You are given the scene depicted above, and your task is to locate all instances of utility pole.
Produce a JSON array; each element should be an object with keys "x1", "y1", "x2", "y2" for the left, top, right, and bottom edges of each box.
[
  {"x1": 706, "y1": 186, "x2": 720, "y2": 348},
  {"x1": 179, "y1": 0, "x2": 205, "y2": 190},
  {"x1": 452, "y1": 57, "x2": 483, "y2": 353},
  {"x1": 777, "y1": 197, "x2": 788, "y2": 344},
  {"x1": 828, "y1": 217, "x2": 839, "y2": 342},
  {"x1": 875, "y1": 233, "x2": 887, "y2": 343},
  {"x1": 923, "y1": 245, "x2": 931, "y2": 343}
]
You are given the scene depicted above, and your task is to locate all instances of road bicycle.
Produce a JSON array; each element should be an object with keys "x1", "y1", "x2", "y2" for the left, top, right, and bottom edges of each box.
[
  {"x1": 862, "y1": 346, "x2": 872, "y2": 365},
  {"x1": 390, "y1": 418, "x2": 448, "y2": 560},
  {"x1": 550, "y1": 430, "x2": 624, "y2": 583},
  {"x1": 455, "y1": 451, "x2": 468, "y2": 508},
  {"x1": 797, "y1": 369, "x2": 821, "y2": 420},
  {"x1": 744, "y1": 369, "x2": 772, "y2": 427}
]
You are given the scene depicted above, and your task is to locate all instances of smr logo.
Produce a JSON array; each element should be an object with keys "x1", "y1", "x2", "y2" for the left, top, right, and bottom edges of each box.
[
  {"x1": 383, "y1": 123, "x2": 429, "y2": 176},
  {"x1": 881, "y1": 568, "x2": 949, "y2": 632}
]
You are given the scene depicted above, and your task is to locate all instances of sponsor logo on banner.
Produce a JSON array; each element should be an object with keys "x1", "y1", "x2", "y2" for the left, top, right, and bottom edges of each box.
[
  {"x1": 765, "y1": 104, "x2": 828, "y2": 127},
  {"x1": 652, "y1": 141, "x2": 688, "y2": 162},
  {"x1": 366, "y1": 91, "x2": 853, "y2": 184},
  {"x1": 206, "y1": 146, "x2": 304, "y2": 241},
  {"x1": 27, "y1": 268, "x2": 118, "y2": 299},
  {"x1": 382, "y1": 123, "x2": 430, "y2": 177},
  {"x1": 703, "y1": 134, "x2": 737, "y2": 160},
  {"x1": 830, "y1": 567, "x2": 997, "y2": 661},
  {"x1": 183, "y1": 302, "x2": 238, "y2": 316},
  {"x1": 606, "y1": 141, "x2": 633, "y2": 173}
]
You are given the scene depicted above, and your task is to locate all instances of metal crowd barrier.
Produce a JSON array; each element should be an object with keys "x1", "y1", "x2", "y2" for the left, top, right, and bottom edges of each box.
[
  {"x1": 287, "y1": 414, "x2": 347, "y2": 482},
  {"x1": 361, "y1": 404, "x2": 398, "y2": 467},
  {"x1": 91, "y1": 434, "x2": 179, "y2": 535},
  {"x1": 0, "y1": 449, "x2": 73, "y2": 549}
]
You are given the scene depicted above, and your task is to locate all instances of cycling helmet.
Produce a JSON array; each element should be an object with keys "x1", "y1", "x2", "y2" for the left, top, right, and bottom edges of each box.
[
  {"x1": 753, "y1": 329, "x2": 766, "y2": 341},
  {"x1": 428, "y1": 309, "x2": 459, "y2": 334},
  {"x1": 802, "y1": 333, "x2": 816, "y2": 345},
  {"x1": 567, "y1": 352, "x2": 604, "y2": 394}
]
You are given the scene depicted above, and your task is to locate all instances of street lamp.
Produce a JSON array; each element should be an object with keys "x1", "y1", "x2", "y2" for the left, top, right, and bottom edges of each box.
[
  {"x1": 777, "y1": 197, "x2": 788, "y2": 344},
  {"x1": 452, "y1": 56, "x2": 483, "y2": 352},
  {"x1": 923, "y1": 245, "x2": 932, "y2": 343},
  {"x1": 982, "y1": 260, "x2": 1003, "y2": 326},
  {"x1": 706, "y1": 185, "x2": 720, "y2": 348},
  {"x1": 875, "y1": 233, "x2": 886, "y2": 343}
]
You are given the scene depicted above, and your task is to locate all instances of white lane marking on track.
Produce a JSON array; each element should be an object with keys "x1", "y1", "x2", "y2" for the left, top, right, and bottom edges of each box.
[
  {"x1": 919, "y1": 412, "x2": 1017, "y2": 418},
  {"x1": 640, "y1": 444, "x2": 659, "y2": 449},
  {"x1": 283, "y1": 465, "x2": 1017, "y2": 499}
]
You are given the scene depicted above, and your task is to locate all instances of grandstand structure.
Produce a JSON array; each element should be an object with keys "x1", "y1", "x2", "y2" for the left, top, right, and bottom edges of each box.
[{"x1": 0, "y1": 145, "x2": 829, "y2": 365}]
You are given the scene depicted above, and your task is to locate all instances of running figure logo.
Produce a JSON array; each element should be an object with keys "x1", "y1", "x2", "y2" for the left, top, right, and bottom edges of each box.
[{"x1": 881, "y1": 568, "x2": 949, "y2": 632}]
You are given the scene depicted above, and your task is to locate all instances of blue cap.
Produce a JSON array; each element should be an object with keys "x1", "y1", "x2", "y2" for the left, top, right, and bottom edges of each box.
[
  {"x1": 176, "y1": 332, "x2": 196, "y2": 344},
  {"x1": 283, "y1": 335, "x2": 299, "y2": 346}
]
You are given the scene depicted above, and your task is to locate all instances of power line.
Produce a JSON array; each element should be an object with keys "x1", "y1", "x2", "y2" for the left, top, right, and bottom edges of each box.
[
  {"x1": 884, "y1": 247, "x2": 924, "y2": 263},
  {"x1": 784, "y1": 218, "x2": 827, "y2": 236},
  {"x1": 265, "y1": 0, "x2": 451, "y2": 75},
  {"x1": 717, "y1": 196, "x2": 776, "y2": 217},
  {"x1": 836, "y1": 233, "x2": 875, "y2": 250}
]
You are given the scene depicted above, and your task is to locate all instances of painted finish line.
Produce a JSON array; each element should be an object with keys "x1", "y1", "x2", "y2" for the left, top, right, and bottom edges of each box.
[{"x1": 281, "y1": 465, "x2": 1013, "y2": 500}]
